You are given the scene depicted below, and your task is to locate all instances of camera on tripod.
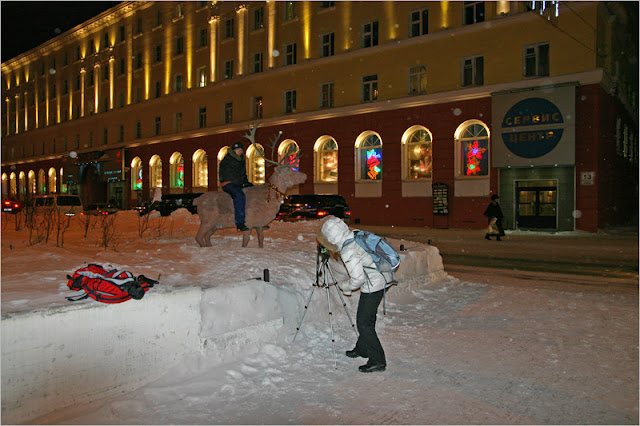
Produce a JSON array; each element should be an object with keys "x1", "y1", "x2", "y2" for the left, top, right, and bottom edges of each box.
[{"x1": 317, "y1": 243, "x2": 330, "y2": 260}]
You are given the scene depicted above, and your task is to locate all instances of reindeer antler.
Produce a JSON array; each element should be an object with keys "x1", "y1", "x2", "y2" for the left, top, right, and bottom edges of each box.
[{"x1": 242, "y1": 123, "x2": 281, "y2": 167}]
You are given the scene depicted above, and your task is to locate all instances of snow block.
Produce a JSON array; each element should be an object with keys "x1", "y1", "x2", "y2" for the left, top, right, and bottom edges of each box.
[{"x1": 0, "y1": 288, "x2": 203, "y2": 425}]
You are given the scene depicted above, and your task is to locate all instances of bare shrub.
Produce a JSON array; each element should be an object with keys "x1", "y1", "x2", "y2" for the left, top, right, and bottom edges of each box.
[
  {"x1": 55, "y1": 210, "x2": 73, "y2": 248},
  {"x1": 78, "y1": 213, "x2": 95, "y2": 238},
  {"x1": 137, "y1": 212, "x2": 151, "y2": 238},
  {"x1": 97, "y1": 214, "x2": 118, "y2": 248}
]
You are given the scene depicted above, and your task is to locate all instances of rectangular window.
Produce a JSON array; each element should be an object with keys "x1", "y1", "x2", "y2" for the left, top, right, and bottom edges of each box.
[
  {"x1": 253, "y1": 7, "x2": 264, "y2": 31},
  {"x1": 284, "y1": 2, "x2": 297, "y2": 21},
  {"x1": 119, "y1": 92, "x2": 125, "y2": 108},
  {"x1": 198, "y1": 67, "x2": 207, "y2": 88},
  {"x1": 320, "y1": 82, "x2": 334, "y2": 108},
  {"x1": 320, "y1": 33, "x2": 335, "y2": 57},
  {"x1": 89, "y1": 43, "x2": 95, "y2": 55},
  {"x1": 119, "y1": 59, "x2": 125, "y2": 75},
  {"x1": 409, "y1": 65, "x2": 427, "y2": 94},
  {"x1": 156, "y1": 10, "x2": 162, "y2": 27},
  {"x1": 175, "y1": 36, "x2": 184, "y2": 56},
  {"x1": 76, "y1": 46, "x2": 82, "y2": 61},
  {"x1": 63, "y1": 80, "x2": 69, "y2": 95},
  {"x1": 103, "y1": 128, "x2": 108, "y2": 145},
  {"x1": 154, "y1": 116, "x2": 161, "y2": 136},
  {"x1": 198, "y1": 107, "x2": 207, "y2": 128},
  {"x1": 285, "y1": 43, "x2": 297, "y2": 65},
  {"x1": 175, "y1": 112, "x2": 183, "y2": 132},
  {"x1": 462, "y1": 55, "x2": 484, "y2": 86},
  {"x1": 224, "y1": 60, "x2": 234, "y2": 79},
  {"x1": 119, "y1": 25, "x2": 125, "y2": 42},
  {"x1": 136, "y1": 121, "x2": 142, "y2": 139},
  {"x1": 320, "y1": 2, "x2": 335, "y2": 9},
  {"x1": 135, "y1": 52, "x2": 143, "y2": 69},
  {"x1": 136, "y1": 17, "x2": 143, "y2": 35},
  {"x1": 251, "y1": 52, "x2": 263, "y2": 73},
  {"x1": 63, "y1": 51, "x2": 68, "y2": 66},
  {"x1": 253, "y1": 96, "x2": 263, "y2": 119},
  {"x1": 464, "y1": 1, "x2": 485, "y2": 25},
  {"x1": 102, "y1": 32, "x2": 109, "y2": 49},
  {"x1": 524, "y1": 43, "x2": 549, "y2": 77},
  {"x1": 155, "y1": 45, "x2": 162, "y2": 62},
  {"x1": 199, "y1": 28, "x2": 208, "y2": 48},
  {"x1": 224, "y1": 18, "x2": 234, "y2": 39},
  {"x1": 103, "y1": 66, "x2": 109, "y2": 81},
  {"x1": 135, "y1": 87, "x2": 142, "y2": 104},
  {"x1": 88, "y1": 70, "x2": 94, "y2": 86},
  {"x1": 362, "y1": 21, "x2": 379, "y2": 48},
  {"x1": 409, "y1": 8, "x2": 429, "y2": 37},
  {"x1": 88, "y1": 131, "x2": 93, "y2": 147},
  {"x1": 155, "y1": 81, "x2": 161, "y2": 98},
  {"x1": 224, "y1": 102, "x2": 233, "y2": 124},
  {"x1": 362, "y1": 74, "x2": 378, "y2": 102},
  {"x1": 175, "y1": 74, "x2": 183, "y2": 93},
  {"x1": 284, "y1": 89, "x2": 297, "y2": 113}
]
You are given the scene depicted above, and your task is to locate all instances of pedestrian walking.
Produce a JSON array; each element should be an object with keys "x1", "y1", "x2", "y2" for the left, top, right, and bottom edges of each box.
[{"x1": 484, "y1": 194, "x2": 505, "y2": 241}]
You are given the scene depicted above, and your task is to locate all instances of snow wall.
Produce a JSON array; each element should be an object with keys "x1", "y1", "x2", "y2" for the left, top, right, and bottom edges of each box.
[{"x1": 1, "y1": 243, "x2": 445, "y2": 424}]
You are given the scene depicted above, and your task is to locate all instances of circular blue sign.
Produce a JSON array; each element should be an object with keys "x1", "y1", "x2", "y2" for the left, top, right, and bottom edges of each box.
[{"x1": 501, "y1": 98, "x2": 564, "y2": 159}]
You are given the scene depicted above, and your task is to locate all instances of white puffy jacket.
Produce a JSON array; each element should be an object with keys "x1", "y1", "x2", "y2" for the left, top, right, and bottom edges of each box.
[{"x1": 320, "y1": 217, "x2": 393, "y2": 294}]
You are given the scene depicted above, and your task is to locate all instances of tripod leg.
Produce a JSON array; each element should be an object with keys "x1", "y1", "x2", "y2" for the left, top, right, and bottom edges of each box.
[
  {"x1": 325, "y1": 285, "x2": 337, "y2": 368},
  {"x1": 292, "y1": 285, "x2": 316, "y2": 343},
  {"x1": 332, "y1": 285, "x2": 358, "y2": 338}
]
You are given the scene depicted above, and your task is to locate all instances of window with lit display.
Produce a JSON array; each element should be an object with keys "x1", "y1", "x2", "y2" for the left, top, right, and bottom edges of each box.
[
  {"x1": 149, "y1": 155, "x2": 163, "y2": 188},
  {"x1": 278, "y1": 140, "x2": 300, "y2": 171},
  {"x1": 455, "y1": 120, "x2": 490, "y2": 177},
  {"x1": 131, "y1": 157, "x2": 143, "y2": 191},
  {"x1": 356, "y1": 132, "x2": 382, "y2": 181},
  {"x1": 192, "y1": 149, "x2": 208, "y2": 188},
  {"x1": 48, "y1": 168, "x2": 56, "y2": 193},
  {"x1": 19, "y1": 171, "x2": 26, "y2": 197},
  {"x1": 314, "y1": 136, "x2": 338, "y2": 182},
  {"x1": 170, "y1": 152, "x2": 184, "y2": 188},
  {"x1": 9, "y1": 172, "x2": 17, "y2": 197},
  {"x1": 246, "y1": 144, "x2": 266, "y2": 184},
  {"x1": 59, "y1": 168, "x2": 67, "y2": 193},
  {"x1": 403, "y1": 126, "x2": 433, "y2": 180},
  {"x1": 28, "y1": 170, "x2": 36, "y2": 194},
  {"x1": 38, "y1": 169, "x2": 46, "y2": 194}
]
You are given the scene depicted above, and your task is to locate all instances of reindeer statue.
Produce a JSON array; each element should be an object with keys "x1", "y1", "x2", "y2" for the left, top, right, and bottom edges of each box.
[{"x1": 193, "y1": 124, "x2": 307, "y2": 248}]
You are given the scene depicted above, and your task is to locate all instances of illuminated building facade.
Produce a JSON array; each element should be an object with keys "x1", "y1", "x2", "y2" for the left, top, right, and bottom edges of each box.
[{"x1": 1, "y1": 1, "x2": 638, "y2": 231}]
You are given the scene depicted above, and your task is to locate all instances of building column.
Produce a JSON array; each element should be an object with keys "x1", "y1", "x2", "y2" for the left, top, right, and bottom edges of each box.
[
  {"x1": 208, "y1": 15, "x2": 218, "y2": 82},
  {"x1": 14, "y1": 94, "x2": 20, "y2": 134},
  {"x1": 80, "y1": 67, "x2": 86, "y2": 117},
  {"x1": 23, "y1": 91, "x2": 28, "y2": 131},
  {"x1": 267, "y1": 1, "x2": 277, "y2": 69},
  {"x1": 237, "y1": 4, "x2": 247, "y2": 76},
  {"x1": 34, "y1": 75, "x2": 39, "y2": 128},
  {"x1": 5, "y1": 97, "x2": 10, "y2": 136},
  {"x1": 109, "y1": 56, "x2": 115, "y2": 110},
  {"x1": 94, "y1": 63, "x2": 100, "y2": 114}
]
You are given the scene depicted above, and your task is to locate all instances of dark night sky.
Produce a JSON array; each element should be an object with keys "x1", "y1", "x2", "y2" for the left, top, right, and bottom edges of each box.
[{"x1": 2, "y1": 1, "x2": 122, "y2": 63}]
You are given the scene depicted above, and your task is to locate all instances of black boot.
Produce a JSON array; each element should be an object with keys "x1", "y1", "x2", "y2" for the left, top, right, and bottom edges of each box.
[
  {"x1": 236, "y1": 223, "x2": 249, "y2": 231},
  {"x1": 359, "y1": 362, "x2": 386, "y2": 373},
  {"x1": 345, "y1": 349, "x2": 364, "y2": 359},
  {"x1": 485, "y1": 234, "x2": 491, "y2": 240}
]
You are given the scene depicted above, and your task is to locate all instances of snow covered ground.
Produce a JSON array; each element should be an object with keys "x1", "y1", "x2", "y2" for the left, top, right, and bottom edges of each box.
[{"x1": 1, "y1": 209, "x2": 638, "y2": 424}]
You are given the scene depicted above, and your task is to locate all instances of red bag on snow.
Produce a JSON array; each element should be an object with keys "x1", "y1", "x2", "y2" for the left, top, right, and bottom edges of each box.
[{"x1": 66, "y1": 263, "x2": 157, "y2": 303}]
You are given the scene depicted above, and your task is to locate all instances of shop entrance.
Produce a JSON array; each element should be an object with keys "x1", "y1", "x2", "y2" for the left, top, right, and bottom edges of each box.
[{"x1": 516, "y1": 180, "x2": 558, "y2": 230}]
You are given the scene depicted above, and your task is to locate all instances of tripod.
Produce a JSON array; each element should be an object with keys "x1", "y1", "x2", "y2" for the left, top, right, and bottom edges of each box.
[{"x1": 293, "y1": 245, "x2": 358, "y2": 367}]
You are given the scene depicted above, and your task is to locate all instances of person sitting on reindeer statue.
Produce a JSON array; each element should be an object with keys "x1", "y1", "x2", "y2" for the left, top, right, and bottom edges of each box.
[{"x1": 219, "y1": 141, "x2": 253, "y2": 231}]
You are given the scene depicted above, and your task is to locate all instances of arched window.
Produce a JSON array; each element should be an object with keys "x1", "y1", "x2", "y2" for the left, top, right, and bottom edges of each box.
[
  {"x1": 1, "y1": 174, "x2": 7, "y2": 198},
  {"x1": 355, "y1": 131, "x2": 382, "y2": 181},
  {"x1": 9, "y1": 172, "x2": 17, "y2": 197},
  {"x1": 217, "y1": 147, "x2": 230, "y2": 189},
  {"x1": 170, "y1": 152, "x2": 184, "y2": 188},
  {"x1": 37, "y1": 169, "x2": 45, "y2": 194},
  {"x1": 59, "y1": 168, "x2": 67, "y2": 193},
  {"x1": 149, "y1": 155, "x2": 162, "y2": 189},
  {"x1": 454, "y1": 120, "x2": 490, "y2": 177},
  {"x1": 131, "y1": 157, "x2": 143, "y2": 191},
  {"x1": 28, "y1": 170, "x2": 36, "y2": 195},
  {"x1": 314, "y1": 136, "x2": 338, "y2": 183},
  {"x1": 19, "y1": 171, "x2": 26, "y2": 199},
  {"x1": 192, "y1": 149, "x2": 208, "y2": 188},
  {"x1": 278, "y1": 139, "x2": 299, "y2": 170},
  {"x1": 48, "y1": 168, "x2": 57, "y2": 193},
  {"x1": 245, "y1": 144, "x2": 266, "y2": 184},
  {"x1": 402, "y1": 125, "x2": 433, "y2": 180}
]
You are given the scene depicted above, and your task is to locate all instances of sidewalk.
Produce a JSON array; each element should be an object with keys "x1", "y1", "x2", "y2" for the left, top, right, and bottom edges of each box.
[{"x1": 358, "y1": 225, "x2": 639, "y2": 280}]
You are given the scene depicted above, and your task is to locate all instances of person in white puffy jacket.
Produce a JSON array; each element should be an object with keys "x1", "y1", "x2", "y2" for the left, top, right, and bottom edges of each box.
[{"x1": 318, "y1": 216, "x2": 393, "y2": 373}]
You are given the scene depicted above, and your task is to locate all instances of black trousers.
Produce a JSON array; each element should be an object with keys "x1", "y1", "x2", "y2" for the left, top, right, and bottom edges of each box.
[
  {"x1": 354, "y1": 289, "x2": 386, "y2": 365},
  {"x1": 222, "y1": 183, "x2": 246, "y2": 224}
]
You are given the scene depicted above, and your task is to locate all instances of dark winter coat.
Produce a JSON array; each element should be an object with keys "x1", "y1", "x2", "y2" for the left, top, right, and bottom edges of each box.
[
  {"x1": 219, "y1": 151, "x2": 251, "y2": 187},
  {"x1": 483, "y1": 201, "x2": 504, "y2": 221}
]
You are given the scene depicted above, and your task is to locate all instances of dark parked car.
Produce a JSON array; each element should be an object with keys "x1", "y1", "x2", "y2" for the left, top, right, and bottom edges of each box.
[
  {"x1": 2, "y1": 199, "x2": 24, "y2": 214},
  {"x1": 82, "y1": 203, "x2": 119, "y2": 216},
  {"x1": 276, "y1": 194, "x2": 350, "y2": 224},
  {"x1": 136, "y1": 193, "x2": 203, "y2": 216}
]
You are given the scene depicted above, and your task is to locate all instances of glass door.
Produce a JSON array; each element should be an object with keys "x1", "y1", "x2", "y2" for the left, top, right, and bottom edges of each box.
[{"x1": 516, "y1": 180, "x2": 557, "y2": 229}]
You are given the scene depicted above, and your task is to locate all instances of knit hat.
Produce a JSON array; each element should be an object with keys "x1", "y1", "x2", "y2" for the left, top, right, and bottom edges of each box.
[
  {"x1": 491, "y1": 194, "x2": 500, "y2": 200},
  {"x1": 231, "y1": 141, "x2": 244, "y2": 151}
]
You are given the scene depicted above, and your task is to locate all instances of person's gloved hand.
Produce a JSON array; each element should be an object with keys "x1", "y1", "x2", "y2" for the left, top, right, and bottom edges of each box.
[{"x1": 243, "y1": 182, "x2": 254, "y2": 188}]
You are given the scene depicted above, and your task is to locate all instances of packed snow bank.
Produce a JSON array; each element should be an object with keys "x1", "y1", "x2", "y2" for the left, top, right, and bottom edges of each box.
[{"x1": 1, "y1": 211, "x2": 445, "y2": 424}]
